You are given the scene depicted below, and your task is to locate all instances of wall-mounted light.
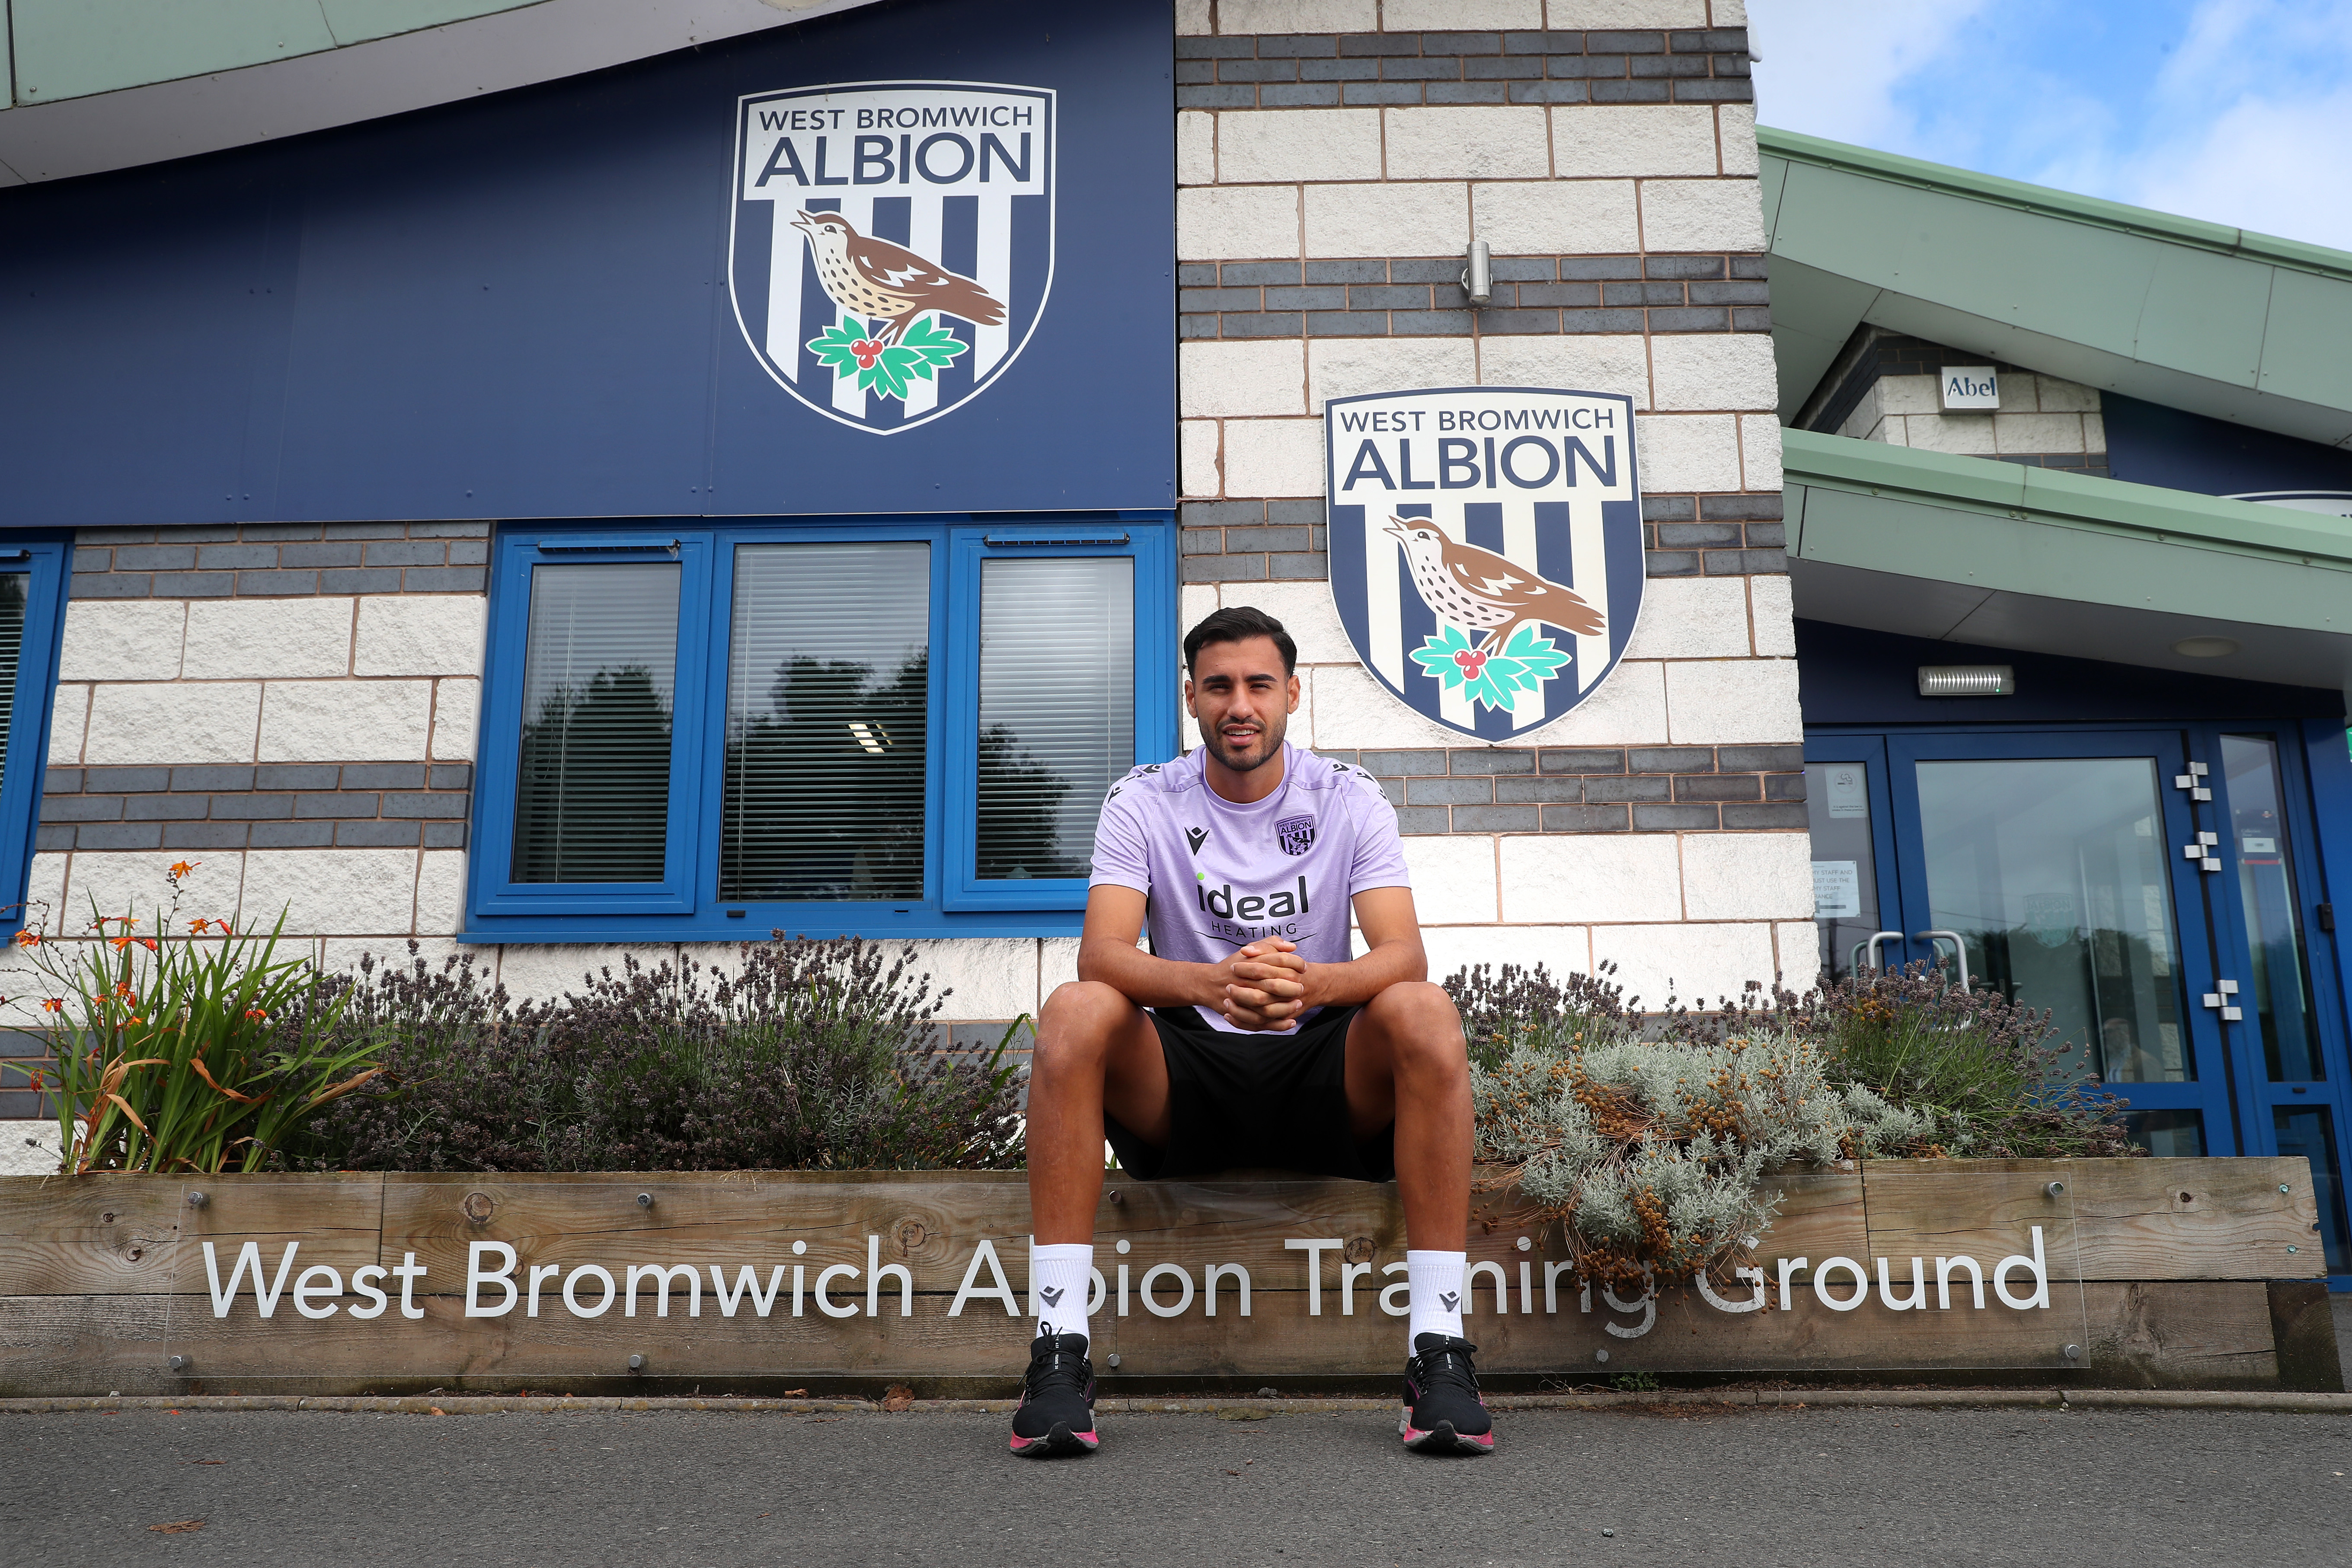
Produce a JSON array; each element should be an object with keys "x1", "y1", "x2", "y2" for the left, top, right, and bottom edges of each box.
[
  {"x1": 1917, "y1": 664, "x2": 2014, "y2": 696},
  {"x1": 1461, "y1": 239, "x2": 1492, "y2": 307},
  {"x1": 2171, "y1": 636, "x2": 2239, "y2": 658}
]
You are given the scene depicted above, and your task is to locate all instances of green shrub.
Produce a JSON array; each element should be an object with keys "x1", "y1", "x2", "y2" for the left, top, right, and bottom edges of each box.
[
  {"x1": 1776, "y1": 964, "x2": 2136, "y2": 1159},
  {"x1": 6, "y1": 862, "x2": 378, "y2": 1174}
]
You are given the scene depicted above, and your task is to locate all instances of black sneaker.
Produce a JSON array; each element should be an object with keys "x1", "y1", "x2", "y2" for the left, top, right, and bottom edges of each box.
[
  {"x1": 1009, "y1": 1331, "x2": 1098, "y2": 1457},
  {"x1": 1400, "y1": 1333, "x2": 1493, "y2": 1454}
]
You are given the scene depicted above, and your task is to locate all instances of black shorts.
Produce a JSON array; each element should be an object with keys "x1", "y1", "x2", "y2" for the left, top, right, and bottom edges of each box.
[{"x1": 1102, "y1": 1004, "x2": 1396, "y2": 1183}]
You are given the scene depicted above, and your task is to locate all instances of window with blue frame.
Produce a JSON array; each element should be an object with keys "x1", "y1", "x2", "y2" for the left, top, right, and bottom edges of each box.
[
  {"x1": 0, "y1": 539, "x2": 69, "y2": 936},
  {"x1": 467, "y1": 518, "x2": 1174, "y2": 940}
]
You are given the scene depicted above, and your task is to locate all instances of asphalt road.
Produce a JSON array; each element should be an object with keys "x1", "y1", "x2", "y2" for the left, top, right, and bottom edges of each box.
[{"x1": 5, "y1": 1403, "x2": 2347, "y2": 1567}]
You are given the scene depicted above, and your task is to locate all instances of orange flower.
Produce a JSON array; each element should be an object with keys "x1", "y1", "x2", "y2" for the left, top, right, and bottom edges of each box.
[
  {"x1": 167, "y1": 860, "x2": 199, "y2": 880},
  {"x1": 243, "y1": 1007, "x2": 268, "y2": 1022},
  {"x1": 109, "y1": 936, "x2": 133, "y2": 952},
  {"x1": 40, "y1": 999, "x2": 62, "y2": 1014},
  {"x1": 187, "y1": 918, "x2": 209, "y2": 935},
  {"x1": 138, "y1": 939, "x2": 157, "y2": 952},
  {"x1": 12, "y1": 929, "x2": 38, "y2": 947},
  {"x1": 112, "y1": 981, "x2": 133, "y2": 1000}
]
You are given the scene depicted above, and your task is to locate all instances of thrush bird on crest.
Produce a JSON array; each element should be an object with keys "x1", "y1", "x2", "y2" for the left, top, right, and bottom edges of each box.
[
  {"x1": 790, "y1": 210, "x2": 1007, "y2": 345},
  {"x1": 1385, "y1": 515, "x2": 1605, "y2": 656}
]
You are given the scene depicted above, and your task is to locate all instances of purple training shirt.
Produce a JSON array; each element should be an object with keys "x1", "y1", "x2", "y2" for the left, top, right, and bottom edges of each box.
[{"x1": 1088, "y1": 741, "x2": 1412, "y2": 1033}]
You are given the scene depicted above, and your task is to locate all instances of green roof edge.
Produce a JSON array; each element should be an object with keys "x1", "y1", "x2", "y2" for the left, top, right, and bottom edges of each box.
[
  {"x1": 1756, "y1": 125, "x2": 2352, "y2": 287},
  {"x1": 1781, "y1": 428, "x2": 2352, "y2": 572}
]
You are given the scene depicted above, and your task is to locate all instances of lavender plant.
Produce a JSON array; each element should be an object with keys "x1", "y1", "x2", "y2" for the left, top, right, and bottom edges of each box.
[{"x1": 301, "y1": 934, "x2": 1023, "y2": 1173}]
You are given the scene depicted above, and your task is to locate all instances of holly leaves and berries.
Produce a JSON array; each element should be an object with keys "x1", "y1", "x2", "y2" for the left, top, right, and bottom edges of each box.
[
  {"x1": 1409, "y1": 623, "x2": 1571, "y2": 712},
  {"x1": 807, "y1": 314, "x2": 971, "y2": 401}
]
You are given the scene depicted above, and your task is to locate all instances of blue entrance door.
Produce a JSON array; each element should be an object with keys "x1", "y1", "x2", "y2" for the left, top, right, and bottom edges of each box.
[{"x1": 1805, "y1": 723, "x2": 2351, "y2": 1285}]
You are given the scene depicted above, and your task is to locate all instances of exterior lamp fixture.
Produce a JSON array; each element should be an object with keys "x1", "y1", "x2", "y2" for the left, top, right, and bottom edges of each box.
[
  {"x1": 847, "y1": 720, "x2": 890, "y2": 754},
  {"x1": 2172, "y1": 636, "x2": 2239, "y2": 658},
  {"x1": 1917, "y1": 664, "x2": 2014, "y2": 696},
  {"x1": 1461, "y1": 239, "x2": 1492, "y2": 307}
]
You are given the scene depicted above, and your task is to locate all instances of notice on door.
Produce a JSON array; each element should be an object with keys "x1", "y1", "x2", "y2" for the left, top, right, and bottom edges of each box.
[
  {"x1": 1823, "y1": 765, "x2": 1868, "y2": 819},
  {"x1": 1813, "y1": 860, "x2": 1861, "y2": 918}
]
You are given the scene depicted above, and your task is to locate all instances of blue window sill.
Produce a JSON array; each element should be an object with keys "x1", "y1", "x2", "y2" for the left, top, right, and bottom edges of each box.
[{"x1": 457, "y1": 906, "x2": 1083, "y2": 944}]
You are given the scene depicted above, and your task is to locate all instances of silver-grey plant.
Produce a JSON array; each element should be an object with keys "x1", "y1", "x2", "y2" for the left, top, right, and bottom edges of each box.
[{"x1": 1473, "y1": 1025, "x2": 1940, "y2": 1293}]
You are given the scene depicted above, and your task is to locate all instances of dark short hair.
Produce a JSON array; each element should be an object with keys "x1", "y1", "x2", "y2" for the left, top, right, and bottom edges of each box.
[{"x1": 1183, "y1": 606, "x2": 1296, "y2": 675}]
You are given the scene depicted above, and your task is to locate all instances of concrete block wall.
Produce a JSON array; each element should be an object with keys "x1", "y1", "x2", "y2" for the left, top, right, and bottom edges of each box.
[
  {"x1": 1808, "y1": 331, "x2": 2109, "y2": 476},
  {"x1": 1837, "y1": 371, "x2": 2107, "y2": 472},
  {"x1": 1174, "y1": 0, "x2": 1811, "y2": 1005}
]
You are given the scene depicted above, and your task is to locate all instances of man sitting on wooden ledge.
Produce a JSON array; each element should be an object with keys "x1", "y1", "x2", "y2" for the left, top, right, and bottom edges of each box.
[{"x1": 1010, "y1": 606, "x2": 1489, "y2": 1458}]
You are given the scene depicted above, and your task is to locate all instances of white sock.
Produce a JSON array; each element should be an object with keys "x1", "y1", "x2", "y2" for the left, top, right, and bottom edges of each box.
[
  {"x1": 1031, "y1": 1243, "x2": 1093, "y2": 1343},
  {"x1": 1406, "y1": 1250, "x2": 1467, "y2": 1346}
]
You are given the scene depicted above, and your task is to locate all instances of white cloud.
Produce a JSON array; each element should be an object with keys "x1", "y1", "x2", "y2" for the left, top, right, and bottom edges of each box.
[
  {"x1": 2127, "y1": 86, "x2": 2352, "y2": 249},
  {"x1": 1747, "y1": 0, "x2": 1994, "y2": 149},
  {"x1": 1748, "y1": 0, "x2": 2352, "y2": 252}
]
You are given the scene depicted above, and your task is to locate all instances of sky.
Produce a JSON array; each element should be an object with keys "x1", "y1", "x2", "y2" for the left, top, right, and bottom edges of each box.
[{"x1": 1747, "y1": 0, "x2": 2352, "y2": 251}]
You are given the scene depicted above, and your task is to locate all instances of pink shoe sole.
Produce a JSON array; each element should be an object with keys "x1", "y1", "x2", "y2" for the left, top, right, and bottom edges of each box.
[
  {"x1": 1009, "y1": 1424, "x2": 1100, "y2": 1457},
  {"x1": 1401, "y1": 1420, "x2": 1494, "y2": 1455}
]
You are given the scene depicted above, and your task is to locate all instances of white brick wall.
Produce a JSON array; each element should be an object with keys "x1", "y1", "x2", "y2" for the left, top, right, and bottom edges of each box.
[
  {"x1": 42, "y1": 589, "x2": 489, "y2": 952},
  {"x1": 1173, "y1": 0, "x2": 1804, "y2": 1006}
]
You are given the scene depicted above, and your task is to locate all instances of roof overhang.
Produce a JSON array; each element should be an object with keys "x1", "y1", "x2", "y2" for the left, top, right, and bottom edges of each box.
[
  {"x1": 1759, "y1": 127, "x2": 2352, "y2": 450},
  {"x1": 1783, "y1": 428, "x2": 2352, "y2": 702},
  {"x1": 0, "y1": 0, "x2": 884, "y2": 186}
]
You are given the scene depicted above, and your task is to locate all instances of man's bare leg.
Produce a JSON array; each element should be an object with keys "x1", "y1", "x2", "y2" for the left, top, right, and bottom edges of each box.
[
  {"x1": 1026, "y1": 980, "x2": 1173, "y2": 1245},
  {"x1": 1010, "y1": 982, "x2": 1171, "y2": 1455},
  {"x1": 1341, "y1": 979, "x2": 1473, "y2": 1251},
  {"x1": 1343, "y1": 980, "x2": 1492, "y2": 1453}
]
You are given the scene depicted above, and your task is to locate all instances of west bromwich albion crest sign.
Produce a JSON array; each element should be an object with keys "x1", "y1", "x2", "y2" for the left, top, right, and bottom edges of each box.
[
  {"x1": 1325, "y1": 388, "x2": 1644, "y2": 741},
  {"x1": 731, "y1": 80, "x2": 1055, "y2": 434}
]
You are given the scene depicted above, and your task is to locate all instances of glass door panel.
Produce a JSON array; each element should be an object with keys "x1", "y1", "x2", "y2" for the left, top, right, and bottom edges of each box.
[
  {"x1": 2201, "y1": 726, "x2": 2351, "y2": 1280},
  {"x1": 1910, "y1": 757, "x2": 2189, "y2": 1083},
  {"x1": 2273, "y1": 1105, "x2": 2349, "y2": 1272},
  {"x1": 2219, "y1": 735, "x2": 2322, "y2": 1082},
  {"x1": 1803, "y1": 757, "x2": 1892, "y2": 984}
]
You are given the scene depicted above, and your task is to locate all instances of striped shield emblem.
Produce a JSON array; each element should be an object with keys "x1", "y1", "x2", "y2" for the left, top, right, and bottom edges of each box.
[
  {"x1": 1324, "y1": 387, "x2": 1645, "y2": 742},
  {"x1": 730, "y1": 80, "x2": 1055, "y2": 434}
]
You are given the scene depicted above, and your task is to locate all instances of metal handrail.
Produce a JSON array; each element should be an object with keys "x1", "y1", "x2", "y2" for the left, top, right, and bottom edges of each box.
[{"x1": 1914, "y1": 929, "x2": 1972, "y2": 991}]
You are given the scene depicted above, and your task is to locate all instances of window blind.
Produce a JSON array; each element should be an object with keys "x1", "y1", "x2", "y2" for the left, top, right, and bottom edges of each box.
[
  {"x1": 511, "y1": 562, "x2": 680, "y2": 884},
  {"x1": 976, "y1": 556, "x2": 1133, "y2": 881},
  {"x1": 721, "y1": 542, "x2": 929, "y2": 901},
  {"x1": 0, "y1": 574, "x2": 22, "y2": 796}
]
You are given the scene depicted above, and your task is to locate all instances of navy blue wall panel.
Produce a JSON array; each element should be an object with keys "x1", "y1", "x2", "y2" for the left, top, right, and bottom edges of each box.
[
  {"x1": 1796, "y1": 620, "x2": 2346, "y2": 726},
  {"x1": 2105, "y1": 393, "x2": 2352, "y2": 502},
  {"x1": 0, "y1": 0, "x2": 1173, "y2": 525}
]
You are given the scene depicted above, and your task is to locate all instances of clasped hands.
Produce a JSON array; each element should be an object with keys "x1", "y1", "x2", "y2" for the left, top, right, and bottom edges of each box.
[{"x1": 1211, "y1": 938, "x2": 1313, "y2": 1031}]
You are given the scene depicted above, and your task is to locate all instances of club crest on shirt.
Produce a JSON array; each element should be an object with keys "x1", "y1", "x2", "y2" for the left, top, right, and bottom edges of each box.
[
  {"x1": 1324, "y1": 386, "x2": 1645, "y2": 741},
  {"x1": 1277, "y1": 815, "x2": 1316, "y2": 856}
]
